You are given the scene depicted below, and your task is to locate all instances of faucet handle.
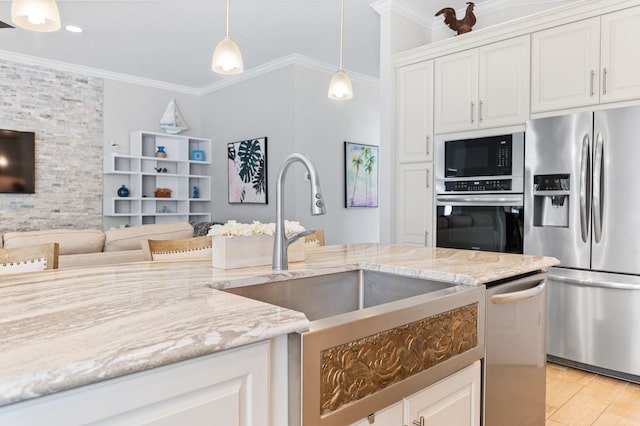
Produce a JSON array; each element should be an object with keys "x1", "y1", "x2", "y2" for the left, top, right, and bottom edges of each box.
[{"x1": 285, "y1": 229, "x2": 315, "y2": 246}]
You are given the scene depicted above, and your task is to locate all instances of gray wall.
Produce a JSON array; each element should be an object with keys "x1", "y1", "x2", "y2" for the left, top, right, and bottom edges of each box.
[
  {"x1": 0, "y1": 58, "x2": 380, "y2": 244},
  {"x1": 0, "y1": 59, "x2": 103, "y2": 233},
  {"x1": 102, "y1": 80, "x2": 203, "y2": 230},
  {"x1": 201, "y1": 64, "x2": 380, "y2": 245}
]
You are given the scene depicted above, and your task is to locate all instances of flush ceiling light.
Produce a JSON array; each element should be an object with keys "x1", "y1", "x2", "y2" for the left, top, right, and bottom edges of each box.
[
  {"x1": 11, "y1": 0, "x2": 61, "y2": 32},
  {"x1": 212, "y1": 0, "x2": 243, "y2": 75},
  {"x1": 328, "y1": 0, "x2": 353, "y2": 100},
  {"x1": 65, "y1": 25, "x2": 82, "y2": 33}
]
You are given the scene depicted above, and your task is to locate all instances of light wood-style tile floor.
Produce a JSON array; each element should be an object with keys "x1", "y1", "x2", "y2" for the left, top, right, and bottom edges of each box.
[{"x1": 546, "y1": 362, "x2": 640, "y2": 425}]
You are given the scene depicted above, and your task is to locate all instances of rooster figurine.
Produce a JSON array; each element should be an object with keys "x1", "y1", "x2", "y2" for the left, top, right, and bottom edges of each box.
[{"x1": 435, "y1": 2, "x2": 476, "y2": 35}]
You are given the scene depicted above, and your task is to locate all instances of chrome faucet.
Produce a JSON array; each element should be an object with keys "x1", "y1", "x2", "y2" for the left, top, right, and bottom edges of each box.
[{"x1": 272, "y1": 153, "x2": 326, "y2": 271}]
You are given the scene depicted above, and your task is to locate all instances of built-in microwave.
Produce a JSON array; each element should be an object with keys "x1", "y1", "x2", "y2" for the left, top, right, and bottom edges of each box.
[{"x1": 435, "y1": 133, "x2": 524, "y2": 194}]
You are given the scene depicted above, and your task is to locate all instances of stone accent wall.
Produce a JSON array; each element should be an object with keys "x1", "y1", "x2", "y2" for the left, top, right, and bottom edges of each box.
[{"x1": 0, "y1": 59, "x2": 103, "y2": 233}]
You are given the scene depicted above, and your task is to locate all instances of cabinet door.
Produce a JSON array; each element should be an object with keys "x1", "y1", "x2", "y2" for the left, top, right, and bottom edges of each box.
[
  {"x1": 405, "y1": 361, "x2": 480, "y2": 426},
  {"x1": 397, "y1": 61, "x2": 434, "y2": 163},
  {"x1": 531, "y1": 18, "x2": 600, "y2": 113},
  {"x1": 600, "y1": 6, "x2": 640, "y2": 103},
  {"x1": 434, "y1": 50, "x2": 478, "y2": 134},
  {"x1": 396, "y1": 163, "x2": 434, "y2": 246},
  {"x1": 478, "y1": 35, "x2": 530, "y2": 128},
  {"x1": 0, "y1": 342, "x2": 270, "y2": 426},
  {"x1": 349, "y1": 401, "x2": 403, "y2": 426}
]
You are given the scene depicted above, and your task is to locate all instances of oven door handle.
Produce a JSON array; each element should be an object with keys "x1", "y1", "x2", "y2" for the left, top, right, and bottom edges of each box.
[
  {"x1": 436, "y1": 194, "x2": 524, "y2": 205},
  {"x1": 491, "y1": 281, "x2": 545, "y2": 304}
]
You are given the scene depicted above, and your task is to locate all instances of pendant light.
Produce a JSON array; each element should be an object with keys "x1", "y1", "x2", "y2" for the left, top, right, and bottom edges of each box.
[
  {"x1": 11, "y1": 0, "x2": 61, "y2": 32},
  {"x1": 328, "y1": 0, "x2": 353, "y2": 100},
  {"x1": 212, "y1": 0, "x2": 243, "y2": 75}
]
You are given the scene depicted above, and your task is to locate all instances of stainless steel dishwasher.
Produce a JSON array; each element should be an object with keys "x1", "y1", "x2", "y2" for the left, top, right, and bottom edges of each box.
[{"x1": 484, "y1": 272, "x2": 547, "y2": 426}]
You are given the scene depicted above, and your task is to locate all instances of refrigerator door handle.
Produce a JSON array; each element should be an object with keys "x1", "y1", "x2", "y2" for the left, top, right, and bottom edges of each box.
[
  {"x1": 549, "y1": 271, "x2": 640, "y2": 291},
  {"x1": 593, "y1": 132, "x2": 604, "y2": 243},
  {"x1": 580, "y1": 134, "x2": 590, "y2": 243},
  {"x1": 490, "y1": 281, "x2": 546, "y2": 304}
]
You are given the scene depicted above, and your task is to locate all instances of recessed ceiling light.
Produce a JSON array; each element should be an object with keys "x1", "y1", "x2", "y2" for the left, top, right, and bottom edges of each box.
[{"x1": 65, "y1": 25, "x2": 82, "y2": 33}]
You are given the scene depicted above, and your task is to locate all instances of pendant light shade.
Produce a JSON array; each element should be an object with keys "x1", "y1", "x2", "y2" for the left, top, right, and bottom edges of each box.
[
  {"x1": 328, "y1": 70, "x2": 353, "y2": 100},
  {"x1": 212, "y1": 0, "x2": 243, "y2": 75},
  {"x1": 11, "y1": 0, "x2": 61, "y2": 32},
  {"x1": 328, "y1": 0, "x2": 353, "y2": 100}
]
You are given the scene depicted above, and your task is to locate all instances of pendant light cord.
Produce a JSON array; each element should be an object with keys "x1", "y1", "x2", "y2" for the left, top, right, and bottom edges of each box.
[
  {"x1": 226, "y1": 0, "x2": 230, "y2": 37},
  {"x1": 339, "y1": 0, "x2": 344, "y2": 70}
]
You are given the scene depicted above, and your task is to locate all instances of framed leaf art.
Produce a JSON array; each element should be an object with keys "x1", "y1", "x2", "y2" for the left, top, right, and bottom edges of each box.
[
  {"x1": 344, "y1": 141, "x2": 378, "y2": 208},
  {"x1": 227, "y1": 137, "x2": 268, "y2": 204}
]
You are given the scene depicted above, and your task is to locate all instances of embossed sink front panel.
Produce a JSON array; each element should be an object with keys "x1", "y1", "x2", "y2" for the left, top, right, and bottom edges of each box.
[{"x1": 223, "y1": 270, "x2": 485, "y2": 426}]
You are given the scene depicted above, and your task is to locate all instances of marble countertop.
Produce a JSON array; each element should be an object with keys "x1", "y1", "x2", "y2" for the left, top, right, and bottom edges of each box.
[{"x1": 0, "y1": 244, "x2": 558, "y2": 407}]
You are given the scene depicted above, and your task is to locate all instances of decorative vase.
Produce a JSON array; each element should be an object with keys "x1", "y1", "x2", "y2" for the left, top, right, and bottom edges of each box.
[
  {"x1": 117, "y1": 185, "x2": 130, "y2": 197},
  {"x1": 155, "y1": 146, "x2": 167, "y2": 158}
]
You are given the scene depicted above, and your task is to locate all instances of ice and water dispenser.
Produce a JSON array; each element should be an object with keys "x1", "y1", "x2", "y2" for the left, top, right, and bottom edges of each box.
[{"x1": 532, "y1": 174, "x2": 570, "y2": 227}]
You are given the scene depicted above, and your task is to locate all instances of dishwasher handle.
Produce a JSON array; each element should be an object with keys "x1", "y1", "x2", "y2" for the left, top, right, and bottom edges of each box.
[{"x1": 490, "y1": 281, "x2": 546, "y2": 304}]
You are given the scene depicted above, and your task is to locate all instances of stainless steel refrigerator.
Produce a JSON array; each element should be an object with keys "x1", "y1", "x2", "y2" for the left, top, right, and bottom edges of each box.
[{"x1": 524, "y1": 105, "x2": 640, "y2": 382}]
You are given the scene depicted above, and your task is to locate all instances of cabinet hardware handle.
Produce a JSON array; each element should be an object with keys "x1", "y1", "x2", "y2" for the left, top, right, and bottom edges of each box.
[
  {"x1": 470, "y1": 101, "x2": 475, "y2": 123},
  {"x1": 426, "y1": 169, "x2": 430, "y2": 189},
  {"x1": 413, "y1": 416, "x2": 425, "y2": 426},
  {"x1": 590, "y1": 70, "x2": 595, "y2": 96},
  {"x1": 425, "y1": 135, "x2": 430, "y2": 155},
  {"x1": 424, "y1": 231, "x2": 429, "y2": 247},
  {"x1": 479, "y1": 100, "x2": 483, "y2": 122},
  {"x1": 602, "y1": 67, "x2": 608, "y2": 95}
]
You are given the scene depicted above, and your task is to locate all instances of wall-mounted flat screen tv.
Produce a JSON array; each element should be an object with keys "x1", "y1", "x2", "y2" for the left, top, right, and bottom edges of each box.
[{"x1": 0, "y1": 129, "x2": 35, "y2": 194}]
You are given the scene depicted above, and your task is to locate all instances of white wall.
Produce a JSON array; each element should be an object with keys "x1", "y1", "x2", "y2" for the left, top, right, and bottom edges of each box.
[{"x1": 200, "y1": 64, "x2": 380, "y2": 244}]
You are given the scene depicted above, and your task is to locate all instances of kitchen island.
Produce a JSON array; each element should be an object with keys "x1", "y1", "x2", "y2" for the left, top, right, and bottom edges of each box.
[{"x1": 0, "y1": 244, "x2": 558, "y2": 425}]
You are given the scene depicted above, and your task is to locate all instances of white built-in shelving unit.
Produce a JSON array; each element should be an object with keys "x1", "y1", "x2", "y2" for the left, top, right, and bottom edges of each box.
[{"x1": 103, "y1": 131, "x2": 212, "y2": 229}]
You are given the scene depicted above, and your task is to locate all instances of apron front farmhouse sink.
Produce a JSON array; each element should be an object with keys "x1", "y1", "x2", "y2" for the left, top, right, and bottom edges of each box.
[{"x1": 218, "y1": 270, "x2": 485, "y2": 426}]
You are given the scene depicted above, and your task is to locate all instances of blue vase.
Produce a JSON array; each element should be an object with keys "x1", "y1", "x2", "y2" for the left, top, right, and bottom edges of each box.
[
  {"x1": 117, "y1": 185, "x2": 130, "y2": 197},
  {"x1": 155, "y1": 146, "x2": 167, "y2": 158}
]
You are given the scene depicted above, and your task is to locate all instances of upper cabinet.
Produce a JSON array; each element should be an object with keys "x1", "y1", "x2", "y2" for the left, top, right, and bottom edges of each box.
[
  {"x1": 531, "y1": 18, "x2": 601, "y2": 112},
  {"x1": 600, "y1": 6, "x2": 640, "y2": 104},
  {"x1": 434, "y1": 35, "x2": 530, "y2": 134},
  {"x1": 396, "y1": 60, "x2": 434, "y2": 162},
  {"x1": 532, "y1": 6, "x2": 640, "y2": 113}
]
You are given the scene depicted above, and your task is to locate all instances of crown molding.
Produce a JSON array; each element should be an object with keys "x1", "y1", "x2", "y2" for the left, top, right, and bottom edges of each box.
[
  {"x1": 370, "y1": 0, "x2": 568, "y2": 31},
  {"x1": 430, "y1": 0, "x2": 567, "y2": 30},
  {"x1": 0, "y1": 50, "x2": 378, "y2": 97},
  {"x1": 0, "y1": 50, "x2": 201, "y2": 95},
  {"x1": 199, "y1": 54, "x2": 379, "y2": 95}
]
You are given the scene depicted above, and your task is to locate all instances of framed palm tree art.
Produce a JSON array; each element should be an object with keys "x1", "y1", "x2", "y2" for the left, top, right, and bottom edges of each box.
[
  {"x1": 227, "y1": 137, "x2": 268, "y2": 204},
  {"x1": 344, "y1": 142, "x2": 379, "y2": 208}
]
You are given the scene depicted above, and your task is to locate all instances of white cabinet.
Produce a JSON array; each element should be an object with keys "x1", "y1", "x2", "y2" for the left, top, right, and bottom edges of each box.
[
  {"x1": 405, "y1": 361, "x2": 481, "y2": 426},
  {"x1": 396, "y1": 162, "x2": 433, "y2": 246},
  {"x1": 397, "y1": 60, "x2": 434, "y2": 162},
  {"x1": 478, "y1": 36, "x2": 530, "y2": 129},
  {"x1": 434, "y1": 49, "x2": 477, "y2": 134},
  {"x1": 600, "y1": 6, "x2": 640, "y2": 104},
  {"x1": 104, "y1": 131, "x2": 212, "y2": 228},
  {"x1": 434, "y1": 36, "x2": 530, "y2": 133},
  {"x1": 531, "y1": 18, "x2": 600, "y2": 112},
  {"x1": 349, "y1": 361, "x2": 481, "y2": 426},
  {"x1": 0, "y1": 341, "x2": 270, "y2": 426},
  {"x1": 532, "y1": 7, "x2": 640, "y2": 113},
  {"x1": 349, "y1": 401, "x2": 403, "y2": 426}
]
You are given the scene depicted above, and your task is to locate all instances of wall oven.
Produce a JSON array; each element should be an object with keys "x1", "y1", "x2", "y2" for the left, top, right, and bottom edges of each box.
[{"x1": 435, "y1": 133, "x2": 525, "y2": 254}]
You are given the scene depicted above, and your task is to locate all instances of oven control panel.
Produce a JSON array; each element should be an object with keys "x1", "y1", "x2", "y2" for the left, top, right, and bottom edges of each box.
[{"x1": 445, "y1": 179, "x2": 513, "y2": 192}]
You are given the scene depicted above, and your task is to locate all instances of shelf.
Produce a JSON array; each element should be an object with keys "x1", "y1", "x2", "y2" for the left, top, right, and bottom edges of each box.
[{"x1": 103, "y1": 131, "x2": 212, "y2": 227}]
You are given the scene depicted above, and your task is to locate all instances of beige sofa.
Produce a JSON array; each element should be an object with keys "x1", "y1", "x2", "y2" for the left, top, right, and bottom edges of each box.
[{"x1": 1, "y1": 222, "x2": 195, "y2": 269}]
